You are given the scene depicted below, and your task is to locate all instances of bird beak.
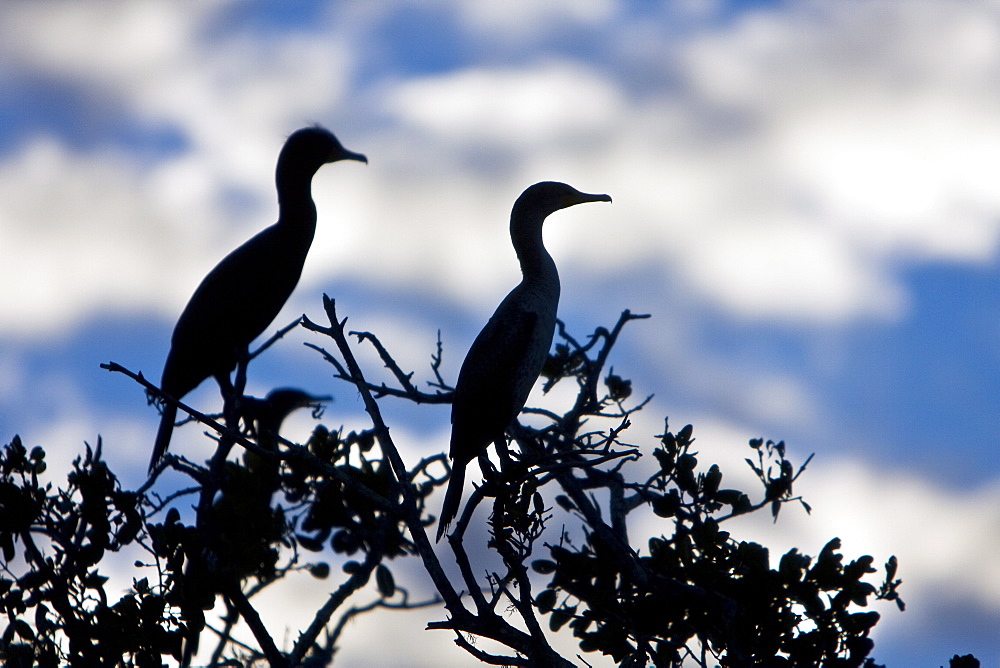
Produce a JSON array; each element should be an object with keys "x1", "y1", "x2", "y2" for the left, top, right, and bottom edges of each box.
[
  {"x1": 334, "y1": 148, "x2": 368, "y2": 164},
  {"x1": 566, "y1": 191, "x2": 612, "y2": 207}
]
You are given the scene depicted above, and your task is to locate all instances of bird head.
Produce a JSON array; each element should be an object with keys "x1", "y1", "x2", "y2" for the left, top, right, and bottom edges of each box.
[
  {"x1": 245, "y1": 387, "x2": 331, "y2": 435},
  {"x1": 281, "y1": 126, "x2": 368, "y2": 176},
  {"x1": 514, "y1": 181, "x2": 612, "y2": 220}
]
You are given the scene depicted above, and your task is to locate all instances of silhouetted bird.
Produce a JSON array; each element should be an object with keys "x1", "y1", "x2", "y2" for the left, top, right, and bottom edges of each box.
[
  {"x1": 241, "y1": 388, "x2": 328, "y2": 487},
  {"x1": 437, "y1": 182, "x2": 612, "y2": 541},
  {"x1": 244, "y1": 388, "x2": 327, "y2": 450},
  {"x1": 175, "y1": 388, "x2": 325, "y2": 665},
  {"x1": 150, "y1": 127, "x2": 366, "y2": 472},
  {"x1": 210, "y1": 389, "x2": 326, "y2": 581}
]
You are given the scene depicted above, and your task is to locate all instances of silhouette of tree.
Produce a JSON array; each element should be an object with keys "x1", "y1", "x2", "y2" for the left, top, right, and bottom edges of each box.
[{"x1": 0, "y1": 299, "x2": 978, "y2": 666}]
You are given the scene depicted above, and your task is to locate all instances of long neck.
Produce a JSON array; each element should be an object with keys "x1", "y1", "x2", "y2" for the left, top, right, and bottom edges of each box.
[
  {"x1": 275, "y1": 163, "x2": 319, "y2": 243},
  {"x1": 511, "y1": 208, "x2": 559, "y2": 292}
]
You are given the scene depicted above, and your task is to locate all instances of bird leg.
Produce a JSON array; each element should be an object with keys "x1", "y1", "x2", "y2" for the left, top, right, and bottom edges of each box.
[
  {"x1": 232, "y1": 347, "x2": 249, "y2": 398},
  {"x1": 216, "y1": 347, "x2": 252, "y2": 451},
  {"x1": 203, "y1": 352, "x2": 248, "y2": 490},
  {"x1": 478, "y1": 449, "x2": 500, "y2": 487},
  {"x1": 478, "y1": 436, "x2": 516, "y2": 488},
  {"x1": 210, "y1": 372, "x2": 240, "y2": 471},
  {"x1": 495, "y1": 436, "x2": 512, "y2": 469}
]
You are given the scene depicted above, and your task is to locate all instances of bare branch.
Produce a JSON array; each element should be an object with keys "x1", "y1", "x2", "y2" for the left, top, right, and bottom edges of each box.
[
  {"x1": 287, "y1": 534, "x2": 384, "y2": 665},
  {"x1": 249, "y1": 316, "x2": 304, "y2": 361},
  {"x1": 305, "y1": 297, "x2": 462, "y2": 611},
  {"x1": 102, "y1": 361, "x2": 398, "y2": 514},
  {"x1": 302, "y1": 318, "x2": 451, "y2": 405}
]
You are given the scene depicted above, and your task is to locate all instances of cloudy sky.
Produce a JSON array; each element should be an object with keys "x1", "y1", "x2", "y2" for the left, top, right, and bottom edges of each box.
[{"x1": 2, "y1": 1, "x2": 998, "y2": 664}]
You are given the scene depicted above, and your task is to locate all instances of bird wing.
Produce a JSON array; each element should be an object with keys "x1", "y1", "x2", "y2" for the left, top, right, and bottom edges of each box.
[
  {"x1": 164, "y1": 225, "x2": 305, "y2": 395},
  {"x1": 450, "y1": 294, "x2": 541, "y2": 463},
  {"x1": 177, "y1": 227, "x2": 301, "y2": 345}
]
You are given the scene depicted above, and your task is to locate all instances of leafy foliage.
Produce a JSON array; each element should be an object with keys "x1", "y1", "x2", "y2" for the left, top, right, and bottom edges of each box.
[
  {"x1": 0, "y1": 303, "x2": 973, "y2": 667},
  {"x1": 531, "y1": 431, "x2": 901, "y2": 666}
]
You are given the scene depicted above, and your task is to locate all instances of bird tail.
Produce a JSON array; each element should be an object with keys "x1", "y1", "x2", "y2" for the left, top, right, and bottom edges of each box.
[
  {"x1": 436, "y1": 463, "x2": 466, "y2": 542},
  {"x1": 149, "y1": 401, "x2": 177, "y2": 473}
]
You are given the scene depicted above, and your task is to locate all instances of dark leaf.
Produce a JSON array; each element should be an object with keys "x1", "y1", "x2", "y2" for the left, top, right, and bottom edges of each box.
[
  {"x1": 309, "y1": 563, "x2": 330, "y2": 579},
  {"x1": 536, "y1": 588, "x2": 557, "y2": 614},
  {"x1": 375, "y1": 565, "x2": 395, "y2": 598},
  {"x1": 532, "y1": 559, "x2": 557, "y2": 575},
  {"x1": 549, "y1": 606, "x2": 574, "y2": 632}
]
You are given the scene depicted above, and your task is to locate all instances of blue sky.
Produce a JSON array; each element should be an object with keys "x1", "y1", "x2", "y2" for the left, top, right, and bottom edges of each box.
[{"x1": 2, "y1": 1, "x2": 998, "y2": 665}]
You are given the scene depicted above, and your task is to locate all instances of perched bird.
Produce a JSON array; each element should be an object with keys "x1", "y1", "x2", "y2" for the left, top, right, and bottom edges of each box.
[
  {"x1": 150, "y1": 127, "x2": 366, "y2": 472},
  {"x1": 175, "y1": 388, "x2": 327, "y2": 665},
  {"x1": 210, "y1": 389, "x2": 327, "y2": 581},
  {"x1": 241, "y1": 388, "x2": 329, "y2": 486},
  {"x1": 243, "y1": 388, "x2": 328, "y2": 451},
  {"x1": 437, "y1": 181, "x2": 612, "y2": 540}
]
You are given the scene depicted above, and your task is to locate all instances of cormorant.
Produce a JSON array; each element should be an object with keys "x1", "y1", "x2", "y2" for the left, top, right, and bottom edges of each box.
[
  {"x1": 244, "y1": 388, "x2": 327, "y2": 451},
  {"x1": 437, "y1": 181, "x2": 612, "y2": 540},
  {"x1": 210, "y1": 389, "x2": 326, "y2": 580},
  {"x1": 241, "y1": 388, "x2": 328, "y2": 487},
  {"x1": 150, "y1": 127, "x2": 366, "y2": 472},
  {"x1": 176, "y1": 388, "x2": 327, "y2": 665}
]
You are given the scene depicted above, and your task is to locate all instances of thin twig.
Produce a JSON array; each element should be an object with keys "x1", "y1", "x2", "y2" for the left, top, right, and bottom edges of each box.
[
  {"x1": 287, "y1": 532, "x2": 384, "y2": 665},
  {"x1": 249, "y1": 316, "x2": 304, "y2": 361},
  {"x1": 304, "y1": 299, "x2": 462, "y2": 610},
  {"x1": 102, "y1": 361, "x2": 398, "y2": 514},
  {"x1": 303, "y1": 329, "x2": 451, "y2": 404}
]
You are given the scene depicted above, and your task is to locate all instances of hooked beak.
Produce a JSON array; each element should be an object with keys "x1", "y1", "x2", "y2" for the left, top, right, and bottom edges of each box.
[
  {"x1": 564, "y1": 191, "x2": 612, "y2": 208},
  {"x1": 336, "y1": 148, "x2": 368, "y2": 164}
]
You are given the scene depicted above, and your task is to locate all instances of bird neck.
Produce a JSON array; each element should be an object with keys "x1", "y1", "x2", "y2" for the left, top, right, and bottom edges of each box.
[
  {"x1": 511, "y1": 211, "x2": 558, "y2": 286},
  {"x1": 275, "y1": 169, "x2": 319, "y2": 239}
]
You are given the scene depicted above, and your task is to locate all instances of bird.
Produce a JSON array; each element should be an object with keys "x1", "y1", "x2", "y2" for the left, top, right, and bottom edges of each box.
[
  {"x1": 149, "y1": 127, "x2": 366, "y2": 473},
  {"x1": 437, "y1": 181, "x2": 612, "y2": 541},
  {"x1": 175, "y1": 388, "x2": 327, "y2": 665},
  {"x1": 210, "y1": 389, "x2": 327, "y2": 580},
  {"x1": 243, "y1": 388, "x2": 328, "y2": 451},
  {"x1": 240, "y1": 388, "x2": 329, "y2": 486}
]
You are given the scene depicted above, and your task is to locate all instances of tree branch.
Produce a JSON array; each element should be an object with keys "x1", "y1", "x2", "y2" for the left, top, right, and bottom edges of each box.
[{"x1": 303, "y1": 297, "x2": 462, "y2": 611}]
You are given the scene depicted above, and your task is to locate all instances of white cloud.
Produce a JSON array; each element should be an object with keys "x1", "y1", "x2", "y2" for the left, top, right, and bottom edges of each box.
[
  {"x1": 385, "y1": 59, "x2": 625, "y2": 147},
  {"x1": 683, "y1": 221, "x2": 906, "y2": 322},
  {"x1": 676, "y1": 0, "x2": 1000, "y2": 268},
  {"x1": 0, "y1": 139, "x2": 174, "y2": 333},
  {"x1": 0, "y1": 2, "x2": 203, "y2": 81},
  {"x1": 779, "y1": 98, "x2": 1000, "y2": 262},
  {"x1": 1, "y1": 2, "x2": 354, "y2": 151},
  {"x1": 523, "y1": 0, "x2": 1000, "y2": 325},
  {"x1": 6, "y1": 0, "x2": 1000, "y2": 337},
  {"x1": 457, "y1": 0, "x2": 617, "y2": 42}
]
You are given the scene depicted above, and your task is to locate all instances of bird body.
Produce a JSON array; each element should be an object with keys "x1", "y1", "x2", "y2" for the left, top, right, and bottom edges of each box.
[
  {"x1": 438, "y1": 181, "x2": 611, "y2": 540},
  {"x1": 150, "y1": 127, "x2": 366, "y2": 472},
  {"x1": 160, "y1": 223, "x2": 308, "y2": 400},
  {"x1": 211, "y1": 389, "x2": 325, "y2": 570},
  {"x1": 222, "y1": 388, "x2": 326, "y2": 535},
  {"x1": 241, "y1": 387, "x2": 329, "y2": 486}
]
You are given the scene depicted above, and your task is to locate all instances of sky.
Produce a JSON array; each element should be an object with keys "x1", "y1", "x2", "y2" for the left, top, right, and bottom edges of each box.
[{"x1": 1, "y1": 0, "x2": 998, "y2": 665}]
